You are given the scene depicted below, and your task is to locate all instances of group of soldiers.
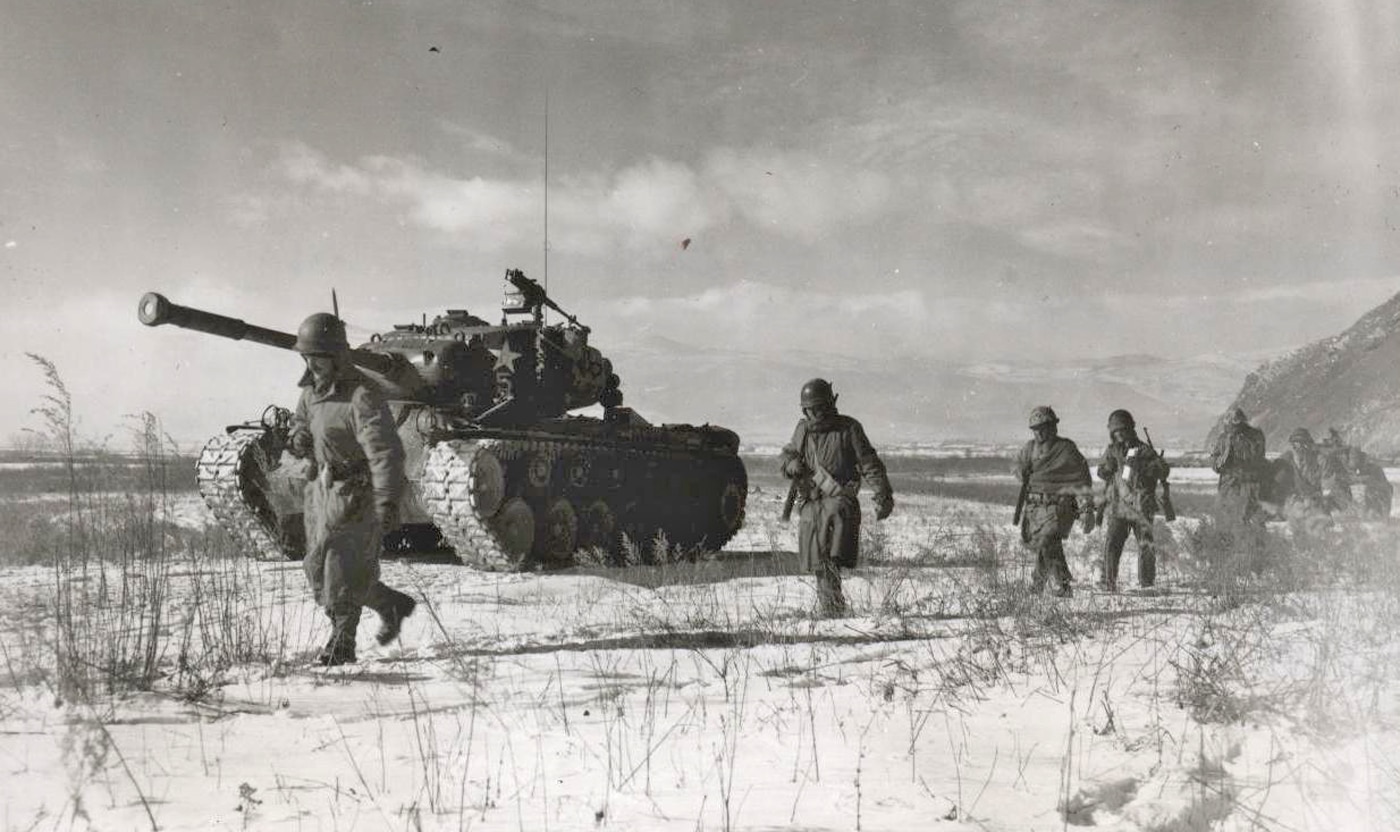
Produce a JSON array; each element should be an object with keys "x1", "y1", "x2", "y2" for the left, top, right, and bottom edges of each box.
[
  {"x1": 290, "y1": 311, "x2": 1394, "y2": 649},
  {"x1": 777, "y1": 385, "x2": 1396, "y2": 616},
  {"x1": 1006, "y1": 405, "x2": 1170, "y2": 597},
  {"x1": 1212, "y1": 409, "x2": 1393, "y2": 522},
  {"x1": 773, "y1": 383, "x2": 1175, "y2": 613}
]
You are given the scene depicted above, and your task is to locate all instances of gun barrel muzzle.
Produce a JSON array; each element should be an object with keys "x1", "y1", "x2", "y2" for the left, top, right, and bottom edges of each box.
[{"x1": 137, "y1": 291, "x2": 298, "y2": 350}]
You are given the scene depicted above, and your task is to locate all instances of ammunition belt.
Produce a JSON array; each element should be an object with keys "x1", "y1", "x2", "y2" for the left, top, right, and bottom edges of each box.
[{"x1": 1025, "y1": 492, "x2": 1076, "y2": 505}]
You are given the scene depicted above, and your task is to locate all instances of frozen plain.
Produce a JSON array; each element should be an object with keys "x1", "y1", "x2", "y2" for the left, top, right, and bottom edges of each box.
[{"x1": 1, "y1": 481, "x2": 1398, "y2": 831}]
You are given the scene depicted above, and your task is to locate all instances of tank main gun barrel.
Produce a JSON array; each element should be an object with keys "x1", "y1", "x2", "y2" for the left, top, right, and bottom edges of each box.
[
  {"x1": 137, "y1": 292, "x2": 396, "y2": 374},
  {"x1": 139, "y1": 292, "x2": 298, "y2": 349}
]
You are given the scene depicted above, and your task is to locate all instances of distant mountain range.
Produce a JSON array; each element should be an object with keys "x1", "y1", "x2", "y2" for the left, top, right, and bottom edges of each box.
[
  {"x1": 1213, "y1": 290, "x2": 1400, "y2": 456},
  {"x1": 599, "y1": 335, "x2": 1269, "y2": 450}
]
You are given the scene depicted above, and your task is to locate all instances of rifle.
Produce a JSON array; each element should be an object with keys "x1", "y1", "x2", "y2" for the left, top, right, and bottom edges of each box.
[
  {"x1": 1012, "y1": 475, "x2": 1029, "y2": 527},
  {"x1": 780, "y1": 478, "x2": 800, "y2": 522},
  {"x1": 1143, "y1": 428, "x2": 1177, "y2": 522}
]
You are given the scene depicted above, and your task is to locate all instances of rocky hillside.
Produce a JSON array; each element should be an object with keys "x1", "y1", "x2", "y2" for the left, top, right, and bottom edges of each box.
[{"x1": 1211, "y1": 290, "x2": 1400, "y2": 456}]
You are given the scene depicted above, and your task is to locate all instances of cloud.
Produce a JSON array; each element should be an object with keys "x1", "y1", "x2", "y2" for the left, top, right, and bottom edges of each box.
[
  {"x1": 270, "y1": 142, "x2": 892, "y2": 256},
  {"x1": 591, "y1": 275, "x2": 1400, "y2": 367},
  {"x1": 703, "y1": 149, "x2": 892, "y2": 241}
]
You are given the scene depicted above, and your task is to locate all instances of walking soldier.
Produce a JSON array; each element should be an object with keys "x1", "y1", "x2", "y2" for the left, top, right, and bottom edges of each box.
[
  {"x1": 779, "y1": 378, "x2": 894, "y2": 618},
  {"x1": 289, "y1": 312, "x2": 418, "y2": 666},
  {"x1": 1014, "y1": 406, "x2": 1094, "y2": 597},
  {"x1": 1095, "y1": 409, "x2": 1170, "y2": 591},
  {"x1": 1209, "y1": 407, "x2": 1267, "y2": 523}
]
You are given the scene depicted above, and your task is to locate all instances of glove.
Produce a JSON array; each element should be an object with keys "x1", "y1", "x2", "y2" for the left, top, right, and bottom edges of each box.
[
  {"x1": 377, "y1": 502, "x2": 400, "y2": 534},
  {"x1": 782, "y1": 457, "x2": 810, "y2": 479},
  {"x1": 875, "y1": 493, "x2": 894, "y2": 521},
  {"x1": 289, "y1": 429, "x2": 313, "y2": 459}
]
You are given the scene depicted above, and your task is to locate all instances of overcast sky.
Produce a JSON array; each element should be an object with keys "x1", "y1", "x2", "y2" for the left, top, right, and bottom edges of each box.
[{"x1": 4, "y1": 0, "x2": 1400, "y2": 445}]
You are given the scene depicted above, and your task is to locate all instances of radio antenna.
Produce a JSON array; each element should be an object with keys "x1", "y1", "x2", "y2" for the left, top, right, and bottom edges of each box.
[{"x1": 543, "y1": 84, "x2": 550, "y2": 321}]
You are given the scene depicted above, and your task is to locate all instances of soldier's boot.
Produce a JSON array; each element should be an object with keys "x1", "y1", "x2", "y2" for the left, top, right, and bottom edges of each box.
[
  {"x1": 317, "y1": 607, "x2": 361, "y2": 667},
  {"x1": 1138, "y1": 547, "x2": 1156, "y2": 589},
  {"x1": 1099, "y1": 554, "x2": 1119, "y2": 592},
  {"x1": 368, "y1": 583, "x2": 418, "y2": 646},
  {"x1": 1049, "y1": 546, "x2": 1073, "y2": 597},
  {"x1": 1029, "y1": 551, "x2": 1049, "y2": 594},
  {"x1": 815, "y1": 563, "x2": 848, "y2": 619}
]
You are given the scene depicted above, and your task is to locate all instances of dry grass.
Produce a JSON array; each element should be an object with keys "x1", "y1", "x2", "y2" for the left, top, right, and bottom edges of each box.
[{"x1": 6, "y1": 368, "x2": 1400, "y2": 830}]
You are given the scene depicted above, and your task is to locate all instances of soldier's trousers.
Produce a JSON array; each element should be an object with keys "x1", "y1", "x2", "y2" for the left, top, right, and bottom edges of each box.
[
  {"x1": 1215, "y1": 480, "x2": 1261, "y2": 526},
  {"x1": 798, "y1": 495, "x2": 859, "y2": 616},
  {"x1": 304, "y1": 477, "x2": 412, "y2": 651},
  {"x1": 304, "y1": 477, "x2": 381, "y2": 615},
  {"x1": 1021, "y1": 498, "x2": 1076, "y2": 593},
  {"x1": 1102, "y1": 516, "x2": 1155, "y2": 589}
]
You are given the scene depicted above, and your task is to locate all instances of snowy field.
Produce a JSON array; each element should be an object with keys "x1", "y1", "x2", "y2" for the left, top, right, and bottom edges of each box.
[{"x1": 2, "y1": 480, "x2": 1399, "y2": 831}]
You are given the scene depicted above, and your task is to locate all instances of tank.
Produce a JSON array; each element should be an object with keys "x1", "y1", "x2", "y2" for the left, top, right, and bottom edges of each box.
[{"x1": 137, "y1": 269, "x2": 747, "y2": 570}]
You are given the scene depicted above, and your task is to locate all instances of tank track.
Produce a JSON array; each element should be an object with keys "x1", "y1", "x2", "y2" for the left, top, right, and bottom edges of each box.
[
  {"x1": 197, "y1": 431, "x2": 297, "y2": 561},
  {"x1": 419, "y1": 439, "x2": 520, "y2": 571},
  {"x1": 420, "y1": 435, "x2": 747, "y2": 571}
]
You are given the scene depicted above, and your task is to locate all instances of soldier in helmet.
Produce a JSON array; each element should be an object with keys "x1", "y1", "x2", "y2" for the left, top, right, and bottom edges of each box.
[
  {"x1": 288, "y1": 312, "x2": 418, "y2": 666},
  {"x1": 1209, "y1": 407, "x2": 1267, "y2": 524},
  {"x1": 1274, "y1": 428, "x2": 1332, "y2": 515},
  {"x1": 779, "y1": 378, "x2": 894, "y2": 618},
  {"x1": 1014, "y1": 406, "x2": 1094, "y2": 597},
  {"x1": 1095, "y1": 409, "x2": 1170, "y2": 591},
  {"x1": 1316, "y1": 427, "x2": 1355, "y2": 511},
  {"x1": 1344, "y1": 447, "x2": 1393, "y2": 519}
]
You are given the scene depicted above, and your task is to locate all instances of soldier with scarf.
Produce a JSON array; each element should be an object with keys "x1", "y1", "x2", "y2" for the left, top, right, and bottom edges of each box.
[{"x1": 1015, "y1": 406, "x2": 1094, "y2": 596}]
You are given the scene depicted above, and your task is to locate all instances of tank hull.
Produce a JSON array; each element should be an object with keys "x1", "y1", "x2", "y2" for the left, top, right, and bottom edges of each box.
[{"x1": 196, "y1": 408, "x2": 748, "y2": 570}]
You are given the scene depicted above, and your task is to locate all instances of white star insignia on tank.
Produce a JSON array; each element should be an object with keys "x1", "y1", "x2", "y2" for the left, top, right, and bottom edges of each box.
[{"x1": 492, "y1": 340, "x2": 520, "y2": 372}]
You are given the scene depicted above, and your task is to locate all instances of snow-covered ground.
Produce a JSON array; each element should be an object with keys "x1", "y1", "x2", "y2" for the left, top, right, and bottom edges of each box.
[{"x1": 1, "y1": 490, "x2": 1398, "y2": 830}]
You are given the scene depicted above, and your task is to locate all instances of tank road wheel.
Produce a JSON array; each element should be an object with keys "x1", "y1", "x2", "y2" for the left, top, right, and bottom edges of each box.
[
  {"x1": 580, "y1": 499, "x2": 619, "y2": 561},
  {"x1": 702, "y1": 459, "x2": 748, "y2": 550},
  {"x1": 421, "y1": 440, "x2": 537, "y2": 571},
  {"x1": 488, "y1": 498, "x2": 536, "y2": 564},
  {"x1": 716, "y1": 482, "x2": 746, "y2": 538},
  {"x1": 467, "y1": 450, "x2": 505, "y2": 517},
  {"x1": 539, "y1": 498, "x2": 580, "y2": 565}
]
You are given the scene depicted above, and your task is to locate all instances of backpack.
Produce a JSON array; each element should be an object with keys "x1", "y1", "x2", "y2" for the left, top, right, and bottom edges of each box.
[{"x1": 1229, "y1": 425, "x2": 1266, "y2": 475}]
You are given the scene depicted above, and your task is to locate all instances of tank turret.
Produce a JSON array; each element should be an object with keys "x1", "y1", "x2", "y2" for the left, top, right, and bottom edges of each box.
[
  {"x1": 139, "y1": 268, "x2": 621, "y2": 425},
  {"x1": 139, "y1": 269, "x2": 745, "y2": 571}
]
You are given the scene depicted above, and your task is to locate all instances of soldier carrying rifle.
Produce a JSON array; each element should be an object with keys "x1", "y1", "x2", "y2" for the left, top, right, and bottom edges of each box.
[
  {"x1": 1095, "y1": 409, "x2": 1172, "y2": 592},
  {"x1": 779, "y1": 378, "x2": 894, "y2": 618}
]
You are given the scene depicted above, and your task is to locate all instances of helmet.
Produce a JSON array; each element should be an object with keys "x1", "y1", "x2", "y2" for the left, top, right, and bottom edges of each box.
[
  {"x1": 295, "y1": 313, "x2": 349, "y2": 354},
  {"x1": 800, "y1": 378, "x2": 836, "y2": 408},
  {"x1": 1228, "y1": 407, "x2": 1248, "y2": 425},
  {"x1": 1288, "y1": 427, "x2": 1314, "y2": 445},
  {"x1": 1107, "y1": 409, "x2": 1135, "y2": 431},
  {"x1": 1028, "y1": 405, "x2": 1059, "y2": 429}
]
